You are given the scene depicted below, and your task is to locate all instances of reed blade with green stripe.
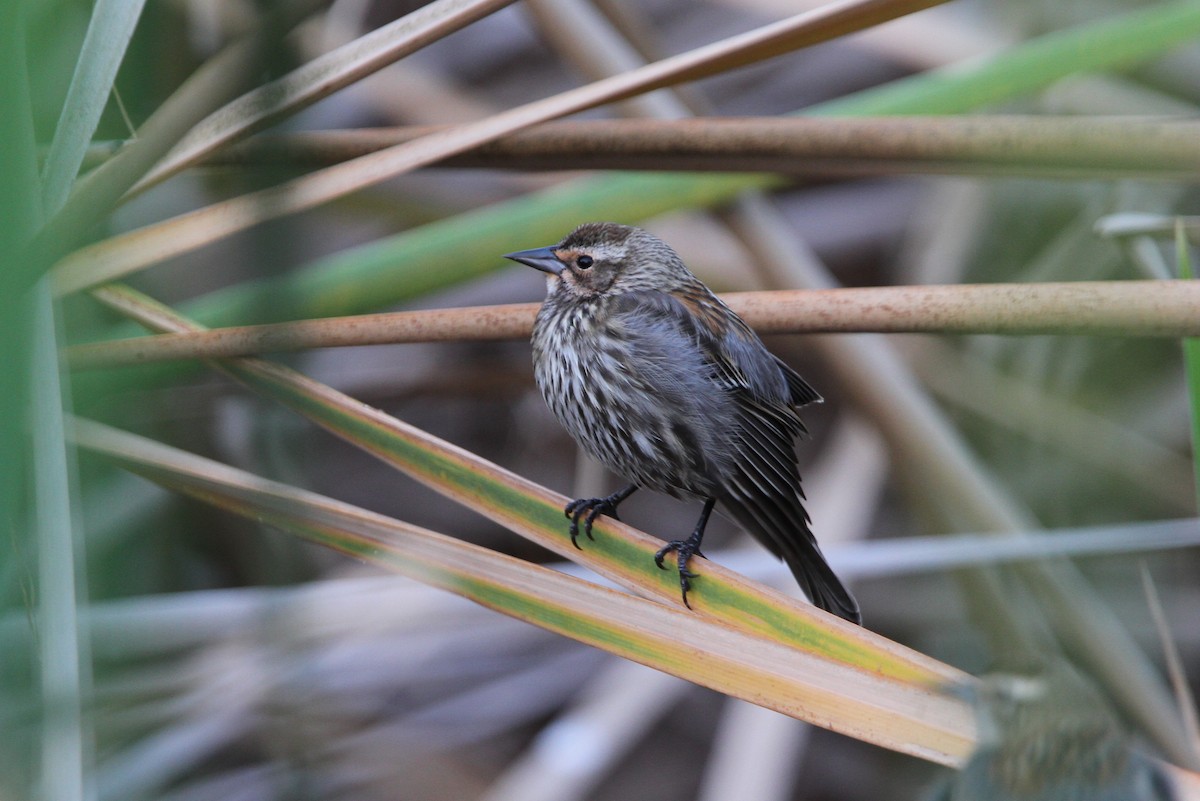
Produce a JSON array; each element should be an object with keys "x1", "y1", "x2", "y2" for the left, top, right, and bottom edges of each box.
[{"x1": 70, "y1": 415, "x2": 975, "y2": 765}]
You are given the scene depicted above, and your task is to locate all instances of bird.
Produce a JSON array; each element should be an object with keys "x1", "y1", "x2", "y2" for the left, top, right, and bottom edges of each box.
[
  {"x1": 505, "y1": 222, "x2": 860, "y2": 624},
  {"x1": 930, "y1": 663, "x2": 1177, "y2": 801}
]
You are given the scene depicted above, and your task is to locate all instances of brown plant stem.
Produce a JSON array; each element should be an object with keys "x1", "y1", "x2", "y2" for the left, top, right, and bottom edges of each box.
[
  {"x1": 159, "y1": 116, "x2": 1200, "y2": 180},
  {"x1": 68, "y1": 281, "x2": 1200, "y2": 370}
]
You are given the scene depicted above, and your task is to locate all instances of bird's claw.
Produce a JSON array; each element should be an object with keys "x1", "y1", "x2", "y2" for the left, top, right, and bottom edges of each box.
[
  {"x1": 655, "y1": 536, "x2": 703, "y2": 608},
  {"x1": 564, "y1": 496, "x2": 621, "y2": 549}
]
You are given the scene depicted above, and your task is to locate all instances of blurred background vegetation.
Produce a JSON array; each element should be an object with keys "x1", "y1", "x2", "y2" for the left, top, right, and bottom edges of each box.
[{"x1": 3, "y1": 0, "x2": 1199, "y2": 799}]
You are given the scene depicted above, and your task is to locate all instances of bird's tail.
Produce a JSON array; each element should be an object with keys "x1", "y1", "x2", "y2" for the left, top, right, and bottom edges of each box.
[
  {"x1": 720, "y1": 495, "x2": 861, "y2": 625},
  {"x1": 783, "y1": 539, "x2": 860, "y2": 625}
]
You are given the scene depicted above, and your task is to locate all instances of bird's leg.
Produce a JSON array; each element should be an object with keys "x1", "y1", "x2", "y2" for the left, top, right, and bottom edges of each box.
[
  {"x1": 655, "y1": 497, "x2": 715, "y2": 608},
  {"x1": 564, "y1": 484, "x2": 638, "y2": 548}
]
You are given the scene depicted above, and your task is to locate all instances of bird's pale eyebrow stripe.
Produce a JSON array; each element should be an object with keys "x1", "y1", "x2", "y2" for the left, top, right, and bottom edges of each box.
[{"x1": 563, "y1": 242, "x2": 621, "y2": 261}]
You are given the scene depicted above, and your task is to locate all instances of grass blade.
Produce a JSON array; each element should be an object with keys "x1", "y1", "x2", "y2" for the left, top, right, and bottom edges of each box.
[
  {"x1": 1177, "y1": 218, "x2": 1200, "y2": 511},
  {"x1": 22, "y1": 0, "x2": 148, "y2": 794},
  {"x1": 70, "y1": 416, "x2": 975, "y2": 765},
  {"x1": 833, "y1": 519, "x2": 1200, "y2": 579},
  {"x1": 31, "y1": 283, "x2": 89, "y2": 801},
  {"x1": 39, "y1": 0, "x2": 147, "y2": 212},
  {"x1": 131, "y1": 0, "x2": 519, "y2": 195}
]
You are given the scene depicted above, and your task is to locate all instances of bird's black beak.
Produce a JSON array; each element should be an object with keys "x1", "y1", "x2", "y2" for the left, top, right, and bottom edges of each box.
[{"x1": 504, "y1": 246, "x2": 564, "y2": 275}]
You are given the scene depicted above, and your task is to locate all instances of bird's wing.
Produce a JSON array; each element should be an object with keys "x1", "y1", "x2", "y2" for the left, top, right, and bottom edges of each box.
[
  {"x1": 613, "y1": 288, "x2": 798, "y2": 403},
  {"x1": 613, "y1": 289, "x2": 859, "y2": 623},
  {"x1": 777, "y1": 357, "x2": 823, "y2": 407}
]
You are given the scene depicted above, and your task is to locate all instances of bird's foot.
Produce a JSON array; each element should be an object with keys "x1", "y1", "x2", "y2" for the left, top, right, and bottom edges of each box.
[
  {"x1": 655, "y1": 531, "x2": 705, "y2": 608},
  {"x1": 654, "y1": 498, "x2": 715, "y2": 608},
  {"x1": 564, "y1": 485, "x2": 636, "y2": 549}
]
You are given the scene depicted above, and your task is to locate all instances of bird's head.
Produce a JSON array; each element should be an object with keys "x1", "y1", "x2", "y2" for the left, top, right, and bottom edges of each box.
[{"x1": 505, "y1": 222, "x2": 688, "y2": 299}]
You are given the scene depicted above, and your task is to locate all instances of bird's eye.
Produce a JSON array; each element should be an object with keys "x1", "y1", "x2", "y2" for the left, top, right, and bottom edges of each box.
[{"x1": 576, "y1": 255, "x2": 594, "y2": 269}]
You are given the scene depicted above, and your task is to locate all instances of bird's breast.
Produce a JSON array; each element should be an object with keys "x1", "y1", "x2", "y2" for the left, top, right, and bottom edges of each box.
[{"x1": 531, "y1": 299, "x2": 729, "y2": 496}]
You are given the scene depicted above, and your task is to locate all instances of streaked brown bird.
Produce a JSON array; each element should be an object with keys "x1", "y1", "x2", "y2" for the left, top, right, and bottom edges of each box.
[{"x1": 506, "y1": 222, "x2": 860, "y2": 624}]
